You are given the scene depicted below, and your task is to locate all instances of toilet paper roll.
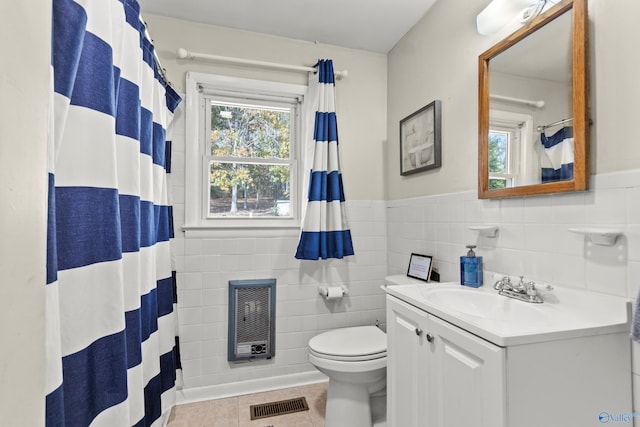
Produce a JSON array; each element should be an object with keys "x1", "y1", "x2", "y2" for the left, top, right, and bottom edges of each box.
[{"x1": 325, "y1": 286, "x2": 344, "y2": 300}]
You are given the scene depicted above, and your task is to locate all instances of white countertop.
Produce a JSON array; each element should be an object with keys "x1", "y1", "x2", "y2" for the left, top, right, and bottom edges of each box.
[{"x1": 384, "y1": 275, "x2": 632, "y2": 347}]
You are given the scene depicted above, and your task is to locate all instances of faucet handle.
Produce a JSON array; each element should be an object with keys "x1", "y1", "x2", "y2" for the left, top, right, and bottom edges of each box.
[
  {"x1": 493, "y1": 276, "x2": 511, "y2": 290},
  {"x1": 525, "y1": 281, "x2": 543, "y2": 303},
  {"x1": 525, "y1": 281, "x2": 537, "y2": 296}
]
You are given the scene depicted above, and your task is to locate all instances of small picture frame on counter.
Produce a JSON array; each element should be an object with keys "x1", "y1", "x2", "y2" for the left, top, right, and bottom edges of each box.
[{"x1": 406, "y1": 253, "x2": 433, "y2": 282}]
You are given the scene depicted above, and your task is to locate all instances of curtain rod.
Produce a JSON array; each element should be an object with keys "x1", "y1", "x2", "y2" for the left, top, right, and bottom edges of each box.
[
  {"x1": 143, "y1": 23, "x2": 173, "y2": 88},
  {"x1": 176, "y1": 48, "x2": 348, "y2": 79},
  {"x1": 537, "y1": 117, "x2": 573, "y2": 132},
  {"x1": 490, "y1": 94, "x2": 545, "y2": 108}
]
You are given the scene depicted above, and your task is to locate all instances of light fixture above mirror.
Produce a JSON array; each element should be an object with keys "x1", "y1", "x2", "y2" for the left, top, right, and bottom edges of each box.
[{"x1": 476, "y1": 0, "x2": 561, "y2": 36}]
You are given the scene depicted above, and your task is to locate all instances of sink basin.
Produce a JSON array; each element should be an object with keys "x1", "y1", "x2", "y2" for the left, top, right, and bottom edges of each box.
[{"x1": 423, "y1": 287, "x2": 547, "y2": 322}]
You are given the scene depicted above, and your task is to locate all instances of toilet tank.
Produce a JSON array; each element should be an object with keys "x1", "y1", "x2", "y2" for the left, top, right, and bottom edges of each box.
[{"x1": 384, "y1": 275, "x2": 426, "y2": 287}]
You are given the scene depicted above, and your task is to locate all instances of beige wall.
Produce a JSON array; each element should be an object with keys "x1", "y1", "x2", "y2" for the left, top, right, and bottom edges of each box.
[
  {"x1": 590, "y1": 0, "x2": 640, "y2": 175},
  {"x1": 144, "y1": 14, "x2": 388, "y2": 201},
  {"x1": 0, "y1": 1, "x2": 50, "y2": 425},
  {"x1": 386, "y1": 0, "x2": 640, "y2": 200}
]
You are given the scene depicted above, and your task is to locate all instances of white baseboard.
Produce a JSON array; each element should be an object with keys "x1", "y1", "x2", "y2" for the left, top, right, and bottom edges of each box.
[{"x1": 176, "y1": 370, "x2": 328, "y2": 405}]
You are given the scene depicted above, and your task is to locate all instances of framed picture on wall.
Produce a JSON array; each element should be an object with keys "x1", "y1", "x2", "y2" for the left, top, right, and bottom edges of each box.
[
  {"x1": 406, "y1": 253, "x2": 433, "y2": 282},
  {"x1": 400, "y1": 100, "x2": 442, "y2": 176}
]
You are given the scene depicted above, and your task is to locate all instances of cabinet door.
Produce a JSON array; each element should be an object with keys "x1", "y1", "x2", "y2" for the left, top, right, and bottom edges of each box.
[
  {"x1": 386, "y1": 296, "x2": 429, "y2": 427},
  {"x1": 427, "y1": 315, "x2": 506, "y2": 427}
]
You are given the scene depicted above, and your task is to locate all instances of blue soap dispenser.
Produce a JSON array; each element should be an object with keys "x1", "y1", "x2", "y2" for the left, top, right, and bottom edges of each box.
[{"x1": 460, "y1": 245, "x2": 483, "y2": 287}]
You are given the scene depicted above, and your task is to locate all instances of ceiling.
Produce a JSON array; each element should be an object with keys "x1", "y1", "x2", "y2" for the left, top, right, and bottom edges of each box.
[{"x1": 138, "y1": 0, "x2": 439, "y2": 53}]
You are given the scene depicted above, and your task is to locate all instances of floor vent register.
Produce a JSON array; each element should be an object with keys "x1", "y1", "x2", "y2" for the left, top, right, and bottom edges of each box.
[{"x1": 249, "y1": 396, "x2": 309, "y2": 420}]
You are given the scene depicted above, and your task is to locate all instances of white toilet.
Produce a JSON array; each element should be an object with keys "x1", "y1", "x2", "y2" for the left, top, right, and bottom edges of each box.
[{"x1": 308, "y1": 325, "x2": 387, "y2": 427}]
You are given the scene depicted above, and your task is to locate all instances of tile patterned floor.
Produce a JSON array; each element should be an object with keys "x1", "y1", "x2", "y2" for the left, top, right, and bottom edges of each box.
[{"x1": 167, "y1": 382, "x2": 328, "y2": 427}]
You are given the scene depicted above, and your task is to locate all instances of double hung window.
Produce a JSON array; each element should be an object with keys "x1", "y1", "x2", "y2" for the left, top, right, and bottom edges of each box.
[
  {"x1": 185, "y1": 73, "x2": 306, "y2": 230},
  {"x1": 205, "y1": 97, "x2": 295, "y2": 219},
  {"x1": 488, "y1": 110, "x2": 533, "y2": 189}
]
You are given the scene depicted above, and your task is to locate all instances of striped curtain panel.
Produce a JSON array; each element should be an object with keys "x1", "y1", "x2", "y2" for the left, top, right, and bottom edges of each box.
[
  {"x1": 295, "y1": 60, "x2": 354, "y2": 260},
  {"x1": 540, "y1": 126, "x2": 574, "y2": 182},
  {"x1": 46, "y1": 0, "x2": 181, "y2": 426}
]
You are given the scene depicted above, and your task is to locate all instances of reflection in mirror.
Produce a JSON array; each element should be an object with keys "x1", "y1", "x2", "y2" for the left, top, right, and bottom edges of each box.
[
  {"x1": 489, "y1": 11, "x2": 571, "y2": 189},
  {"x1": 478, "y1": 0, "x2": 589, "y2": 199}
]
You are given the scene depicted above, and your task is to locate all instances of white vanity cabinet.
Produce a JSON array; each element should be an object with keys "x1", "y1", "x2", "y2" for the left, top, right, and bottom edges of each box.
[
  {"x1": 386, "y1": 293, "x2": 429, "y2": 427},
  {"x1": 386, "y1": 294, "x2": 632, "y2": 427},
  {"x1": 387, "y1": 296, "x2": 505, "y2": 427}
]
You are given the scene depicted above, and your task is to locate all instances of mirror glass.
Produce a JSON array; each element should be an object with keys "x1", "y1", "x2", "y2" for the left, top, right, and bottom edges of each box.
[{"x1": 478, "y1": 0, "x2": 589, "y2": 199}]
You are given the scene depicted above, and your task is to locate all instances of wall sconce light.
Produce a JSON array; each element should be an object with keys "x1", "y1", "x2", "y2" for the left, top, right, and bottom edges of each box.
[{"x1": 476, "y1": 0, "x2": 548, "y2": 35}]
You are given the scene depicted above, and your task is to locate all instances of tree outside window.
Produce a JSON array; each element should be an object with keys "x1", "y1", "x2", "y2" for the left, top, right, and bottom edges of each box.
[
  {"x1": 208, "y1": 103, "x2": 293, "y2": 217},
  {"x1": 488, "y1": 130, "x2": 509, "y2": 189}
]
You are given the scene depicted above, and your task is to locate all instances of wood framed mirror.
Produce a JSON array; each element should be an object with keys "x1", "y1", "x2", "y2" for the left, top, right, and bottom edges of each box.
[{"x1": 478, "y1": 0, "x2": 589, "y2": 199}]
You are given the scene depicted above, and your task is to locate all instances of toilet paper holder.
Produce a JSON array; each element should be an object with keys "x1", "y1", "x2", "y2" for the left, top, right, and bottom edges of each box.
[{"x1": 318, "y1": 286, "x2": 348, "y2": 299}]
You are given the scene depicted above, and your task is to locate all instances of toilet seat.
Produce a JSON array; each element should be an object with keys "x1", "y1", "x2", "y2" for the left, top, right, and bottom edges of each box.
[
  {"x1": 308, "y1": 326, "x2": 388, "y2": 427},
  {"x1": 309, "y1": 326, "x2": 387, "y2": 362}
]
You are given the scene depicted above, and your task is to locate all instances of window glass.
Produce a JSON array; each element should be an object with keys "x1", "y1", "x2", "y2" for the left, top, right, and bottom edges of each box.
[
  {"x1": 489, "y1": 131, "x2": 508, "y2": 173},
  {"x1": 488, "y1": 130, "x2": 510, "y2": 189},
  {"x1": 209, "y1": 103, "x2": 290, "y2": 159},
  {"x1": 205, "y1": 100, "x2": 296, "y2": 219},
  {"x1": 208, "y1": 162, "x2": 292, "y2": 217}
]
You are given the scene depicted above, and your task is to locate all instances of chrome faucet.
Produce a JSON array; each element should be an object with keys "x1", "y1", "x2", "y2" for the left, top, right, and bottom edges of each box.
[
  {"x1": 493, "y1": 276, "x2": 512, "y2": 291},
  {"x1": 494, "y1": 276, "x2": 543, "y2": 303}
]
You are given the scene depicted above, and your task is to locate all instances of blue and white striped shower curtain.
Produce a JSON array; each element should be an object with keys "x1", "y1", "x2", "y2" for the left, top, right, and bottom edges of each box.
[
  {"x1": 295, "y1": 60, "x2": 354, "y2": 260},
  {"x1": 540, "y1": 126, "x2": 574, "y2": 182},
  {"x1": 47, "y1": 0, "x2": 181, "y2": 425}
]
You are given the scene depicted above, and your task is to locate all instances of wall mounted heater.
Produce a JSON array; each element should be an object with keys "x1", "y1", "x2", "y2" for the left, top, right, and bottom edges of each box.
[{"x1": 228, "y1": 279, "x2": 276, "y2": 361}]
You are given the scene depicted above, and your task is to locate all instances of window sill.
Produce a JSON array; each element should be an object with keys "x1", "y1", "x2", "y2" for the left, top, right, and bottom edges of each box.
[{"x1": 182, "y1": 224, "x2": 301, "y2": 239}]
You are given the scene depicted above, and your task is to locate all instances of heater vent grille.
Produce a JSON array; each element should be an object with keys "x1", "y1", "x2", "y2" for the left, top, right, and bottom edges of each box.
[
  {"x1": 236, "y1": 287, "x2": 270, "y2": 343},
  {"x1": 228, "y1": 279, "x2": 276, "y2": 361}
]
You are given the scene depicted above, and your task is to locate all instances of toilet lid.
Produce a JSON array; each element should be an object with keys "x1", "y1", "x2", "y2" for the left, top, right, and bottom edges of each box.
[{"x1": 309, "y1": 326, "x2": 386, "y2": 359}]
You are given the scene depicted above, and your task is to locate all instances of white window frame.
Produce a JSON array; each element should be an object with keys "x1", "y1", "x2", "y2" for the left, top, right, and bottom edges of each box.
[
  {"x1": 489, "y1": 110, "x2": 534, "y2": 188},
  {"x1": 184, "y1": 72, "x2": 307, "y2": 233}
]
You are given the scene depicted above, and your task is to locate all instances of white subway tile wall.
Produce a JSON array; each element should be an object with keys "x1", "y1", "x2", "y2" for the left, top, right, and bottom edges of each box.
[
  {"x1": 172, "y1": 201, "x2": 387, "y2": 389},
  {"x1": 387, "y1": 178, "x2": 640, "y2": 299}
]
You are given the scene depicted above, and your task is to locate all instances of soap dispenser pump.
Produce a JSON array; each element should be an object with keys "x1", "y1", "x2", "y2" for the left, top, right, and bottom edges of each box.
[{"x1": 460, "y1": 245, "x2": 483, "y2": 288}]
